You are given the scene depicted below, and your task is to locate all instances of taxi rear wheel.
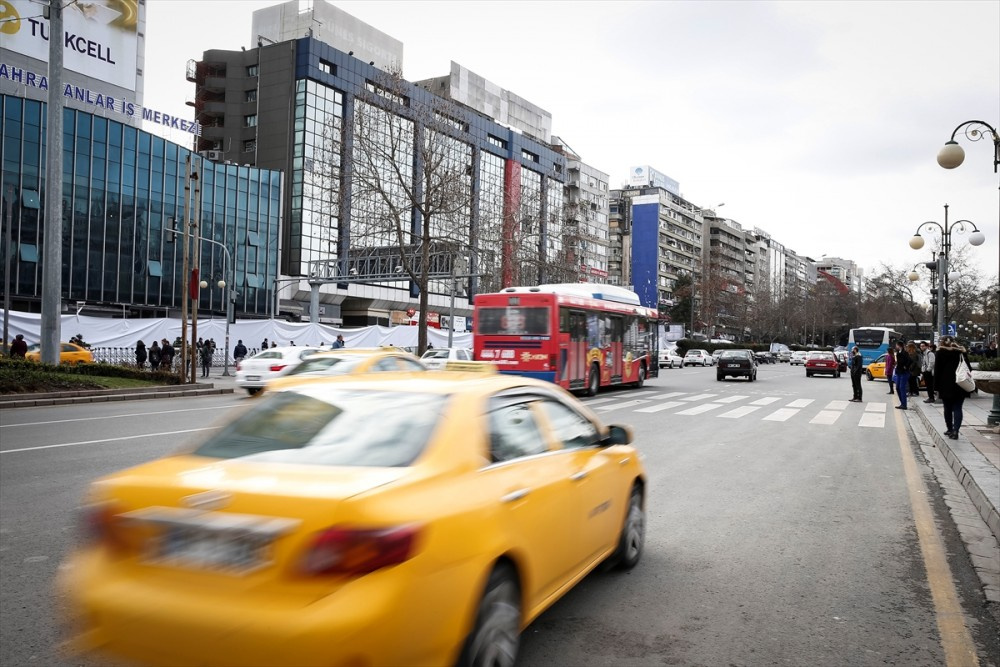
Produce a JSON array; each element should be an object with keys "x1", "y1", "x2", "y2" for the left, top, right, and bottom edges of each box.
[
  {"x1": 607, "y1": 485, "x2": 645, "y2": 571},
  {"x1": 458, "y1": 564, "x2": 521, "y2": 667},
  {"x1": 865, "y1": 370, "x2": 873, "y2": 381}
]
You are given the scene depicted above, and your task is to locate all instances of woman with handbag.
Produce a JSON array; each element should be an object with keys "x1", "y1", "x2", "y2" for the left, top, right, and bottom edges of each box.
[{"x1": 935, "y1": 336, "x2": 972, "y2": 440}]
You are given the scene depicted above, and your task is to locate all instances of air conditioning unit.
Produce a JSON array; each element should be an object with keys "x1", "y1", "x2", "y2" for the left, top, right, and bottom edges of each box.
[{"x1": 199, "y1": 150, "x2": 223, "y2": 161}]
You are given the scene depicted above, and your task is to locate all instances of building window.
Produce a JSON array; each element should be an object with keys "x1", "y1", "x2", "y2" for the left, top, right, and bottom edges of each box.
[
  {"x1": 247, "y1": 64, "x2": 259, "y2": 77},
  {"x1": 487, "y1": 134, "x2": 507, "y2": 150},
  {"x1": 521, "y1": 149, "x2": 538, "y2": 163},
  {"x1": 243, "y1": 139, "x2": 257, "y2": 152},
  {"x1": 244, "y1": 114, "x2": 257, "y2": 128},
  {"x1": 245, "y1": 89, "x2": 257, "y2": 103},
  {"x1": 319, "y1": 59, "x2": 335, "y2": 76}
]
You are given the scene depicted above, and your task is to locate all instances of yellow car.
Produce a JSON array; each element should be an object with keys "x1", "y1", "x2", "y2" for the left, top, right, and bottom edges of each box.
[
  {"x1": 24, "y1": 342, "x2": 93, "y2": 365},
  {"x1": 266, "y1": 347, "x2": 426, "y2": 391},
  {"x1": 58, "y1": 373, "x2": 646, "y2": 667},
  {"x1": 865, "y1": 353, "x2": 925, "y2": 386}
]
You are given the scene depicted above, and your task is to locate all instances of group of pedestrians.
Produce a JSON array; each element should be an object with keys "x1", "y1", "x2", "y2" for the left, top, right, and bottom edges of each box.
[
  {"x1": 871, "y1": 337, "x2": 974, "y2": 440},
  {"x1": 134, "y1": 339, "x2": 175, "y2": 371}
]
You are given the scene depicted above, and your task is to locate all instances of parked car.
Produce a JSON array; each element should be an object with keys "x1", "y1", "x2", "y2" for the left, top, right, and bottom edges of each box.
[
  {"x1": 234, "y1": 345, "x2": 322, "y2": 395},
  {"x1": 716, "y1": 349, "x2": 757, "y2": 382},
  {"x1": 683, "y1": 349, "x2": 714, "y2": 366},
  {"x1": 754, "y1": 351, "x2": 776, "y2": 364},
  {"x1": 420, "y1": 347, "x2": 473, "y2": 370},
  {"x1": 659, "y1": 347, "x2": 683, "y2": 369},
  {"x1": 58, "y1": 373, "x2": 646, "y2": 667},
  {"x1": 805, "y1": 351, "x2": 841, "y2": 377},
  {"x1": 790, "y1": 351, "x2": 809, "y2": 365},
  {"x1": 24, "y1": 342, "x2": 93, "y2": 365}
]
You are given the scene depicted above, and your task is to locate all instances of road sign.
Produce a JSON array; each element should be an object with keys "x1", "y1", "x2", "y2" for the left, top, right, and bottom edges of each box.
[{"x1": 941, "y1": 323, "x2": 957, "y2": 336}]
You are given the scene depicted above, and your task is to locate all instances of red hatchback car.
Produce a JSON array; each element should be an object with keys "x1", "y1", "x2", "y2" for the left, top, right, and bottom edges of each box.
[{"x1": 805, "y1": 351, "x2": 841, "y2": 378}]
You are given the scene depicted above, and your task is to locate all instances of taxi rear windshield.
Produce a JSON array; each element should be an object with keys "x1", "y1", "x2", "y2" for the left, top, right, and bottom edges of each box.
[
  {"x1": 193, "y1": 389, "x2": 447, "y2": 466},
  {"x1": 476, "y1": 307, "x2": 550, "y2": 336}
]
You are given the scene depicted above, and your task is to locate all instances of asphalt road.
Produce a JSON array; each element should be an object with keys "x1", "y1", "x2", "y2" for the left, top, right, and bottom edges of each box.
[{"x1": 1, "y1": 362, "x2": 997, "y2": 666}]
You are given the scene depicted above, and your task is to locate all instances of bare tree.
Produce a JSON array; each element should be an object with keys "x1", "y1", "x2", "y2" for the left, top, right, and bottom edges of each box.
[{"x1": 348, "y1": 70, "x2": 473, "y2": 354}]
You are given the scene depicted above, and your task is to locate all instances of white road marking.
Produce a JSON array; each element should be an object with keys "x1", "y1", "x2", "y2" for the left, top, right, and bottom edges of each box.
[
  {"x1": 749, "y1": 397, "x2": 780, "y2": 406},
  {"x1": 0, "y1": 427, "x2": 217, "y2": 454},
  {"x1": 594, "y1": 399, "x2": 650, "y2": 411},
  {"x1": 763, "y1": 408, "x2": 799, "y2": 422},
  {"x1": 825, "y1": 400, "x2": 850, "y2": 410},
  {"x1": 0, "y1": 406, "x2": 229, "y2": 428},
  {"x1": 680, "y1": 393, "x2": 719, "y2": 402},
  {"x1": 787, "y1": 399, "x2": 814, "y2": 408},
  {"x1": 859, "y1": 413, "x2": 886, "y2": 428},
  {"x1": 676, "y1": 403, "x2": 725, "y2": 416},
  {"x1": 718, "y1": 406, "x2": 761, "y2": 419},
  {"x1": 809, "y1": 410, "x2": 842, "y2": 425},
  {"x1": 641, "y1": 392, "x2": 687, "y2": 400},
  {"x1": 865, "y1": 403, "x2": 887, "y2": 412},
  {"x1": 716, "y1": 395, "x2": 749, "y2": 404},
  {"x1": 635, "y1": 401, "x2": 686, "y2": 413},
  {"x1": 580, "y1": 397, "x2": 620, "y2": 406}
]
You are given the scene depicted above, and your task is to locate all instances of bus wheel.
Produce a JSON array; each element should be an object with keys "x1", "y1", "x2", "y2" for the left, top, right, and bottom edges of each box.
[
  {"x1": 586, "y1": 365, "x2": 600, "y2": 397},
  {"x1": 633, "y1": 363, "x2": 646, "y2": 388}
]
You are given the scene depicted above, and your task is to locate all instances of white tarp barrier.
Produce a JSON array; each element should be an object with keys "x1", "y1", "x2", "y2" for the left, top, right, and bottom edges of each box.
[{"x1": 1, "y1": 310, "x2": 471, "y2": 353}]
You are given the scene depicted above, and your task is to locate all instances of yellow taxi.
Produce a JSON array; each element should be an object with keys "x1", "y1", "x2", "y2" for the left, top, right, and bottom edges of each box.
[
  {"x1": 25, "y1": 342, "x2": 94, "y2": 365},
  {"x1": 58, "y1": 373, "x2": 646, "y2": 667},
  {"x1": 865, "y1": 353, "x2": 925, "y2": 386},
  {"x1": 265, "y1": 347, "x2": 426, "y2": 391}
]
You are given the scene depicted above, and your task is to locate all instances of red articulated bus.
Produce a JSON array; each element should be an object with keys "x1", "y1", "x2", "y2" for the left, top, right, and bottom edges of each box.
[{"x1": 473, "y1": 284, "x2": 659, "y2": 395}]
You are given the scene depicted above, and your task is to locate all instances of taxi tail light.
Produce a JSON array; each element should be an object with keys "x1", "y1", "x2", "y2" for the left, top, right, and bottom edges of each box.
[
  {"x1": 269, "y1": 364, "x2": 287, "y2": 372},
  {"x1": 299, "y1": 525, "x2": 420, "y2": 576},
  {"x1": 78, "y1": 503, "x2": 125, "y2": 551}
]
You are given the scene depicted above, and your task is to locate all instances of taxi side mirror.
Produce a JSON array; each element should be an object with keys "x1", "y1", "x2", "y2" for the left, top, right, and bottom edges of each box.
[{"x1": 604, "y1": 424, "x2": 633, "y2": 446}]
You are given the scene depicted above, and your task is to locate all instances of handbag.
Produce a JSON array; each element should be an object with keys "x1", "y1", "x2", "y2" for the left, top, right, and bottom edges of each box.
[{"x1": 955, "y1": 358, "x2": 976, "y2": 392}]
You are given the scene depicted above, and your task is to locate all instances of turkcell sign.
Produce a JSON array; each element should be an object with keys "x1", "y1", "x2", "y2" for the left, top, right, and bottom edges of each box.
[
  {"x1": 0, "y1": 64, "x2": 201, "y2": 135},
  {"x1": 3, "y1": 0, "x2": 139, "y2": 91}
]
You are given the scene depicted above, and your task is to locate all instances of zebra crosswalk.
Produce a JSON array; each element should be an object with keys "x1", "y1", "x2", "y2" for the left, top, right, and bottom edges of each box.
[{"x1": 584, "y1": 391, "x2": 889, "y2": 428}]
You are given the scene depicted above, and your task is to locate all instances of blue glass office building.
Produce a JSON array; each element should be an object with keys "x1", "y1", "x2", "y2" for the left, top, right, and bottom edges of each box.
[{"x1": 0, "y1": 94, "x2": 282, "y2": 317}]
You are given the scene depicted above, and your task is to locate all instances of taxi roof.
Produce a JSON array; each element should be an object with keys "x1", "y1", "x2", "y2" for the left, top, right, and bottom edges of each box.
[{"x1": 271, "y1": 370, "x2": 560, "y2": 398}]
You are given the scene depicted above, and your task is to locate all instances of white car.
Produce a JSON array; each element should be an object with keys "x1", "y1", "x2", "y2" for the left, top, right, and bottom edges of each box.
[
  {"x1": 235, "y1": 346, "x2": 322, "y2": 395},
  {"x1": 659, "y1": 348, "x2": 683, "y2": 368},
  {"x1": 683, "y1": 349, "x2": 714, "y2": 366},
  {"x1": 420, "y1": 347, "x2": 473, "y2": 370},
  {"x1": 790, "y1": 350, "x2": 809, "y2": 365}
]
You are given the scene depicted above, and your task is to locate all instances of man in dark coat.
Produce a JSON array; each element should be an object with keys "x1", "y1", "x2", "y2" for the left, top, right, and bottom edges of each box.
[{"x1": 9, "y1": 334, "x2": 28, "y2": 358}]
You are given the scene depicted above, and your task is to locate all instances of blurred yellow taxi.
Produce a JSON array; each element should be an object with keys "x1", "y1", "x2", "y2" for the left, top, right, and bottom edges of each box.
[
  {"x1": 58, "y1": 374, "x2": 646, "y2": 667},
  {"x1": 25, "y1": 342, "x2": 93, "y2": 365},
  {"x1": 265, "y1": 347, "x2": 426, "y2": 391},
  {"x1": 865, "y1": 353, "x2": 924, "y2": 386}
]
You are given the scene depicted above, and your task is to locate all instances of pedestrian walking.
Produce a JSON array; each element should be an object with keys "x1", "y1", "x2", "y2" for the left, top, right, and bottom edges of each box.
[
  {"x1": 234, "y1": 339, "x2": 248, "y2": 363},
  {"x1": 935, "y1": 336, "x2": 972, "y2": 440},
  {"x1": 892, "y1": 341, "x2": 911, "y2": 409},
  {"x1": 200, "y1": 340, "x2": 214, "y2": 378},
  {"x1": 135, "y1": 340, "x2": 147, "y2": 369},
  {"x1": 261, "y1": 337, "x2": 269, "y2": 352},
  {"x1": 849, "y1": 346, "x2": 863, "y2": 402},
  {"x1": 921, "y1": 342, "x2": 936, "y2": 403},
  {"x1": 884, "y1": 345, "x2": 896, "y2": 395},
  {"x1": 9, "y1": 334, "x2": 28, "y2": 358},
  {"x1": 149, "y1": 341, "x2": 162, "y2": 371}
]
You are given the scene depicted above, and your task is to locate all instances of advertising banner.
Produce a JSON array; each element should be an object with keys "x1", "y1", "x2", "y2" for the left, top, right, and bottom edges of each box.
[{"x1": 2, "y1": 0, "x2": 138, "y2": 91}]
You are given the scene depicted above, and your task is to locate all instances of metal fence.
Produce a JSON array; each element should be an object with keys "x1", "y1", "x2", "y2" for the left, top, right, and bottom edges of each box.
[{"x1": 90, "y1": 347, "x2": 253, "y2": 371}]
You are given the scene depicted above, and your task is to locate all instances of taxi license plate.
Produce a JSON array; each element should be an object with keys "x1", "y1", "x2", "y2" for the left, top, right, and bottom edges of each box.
[
  {"x1": 155, "y1": 526, "x2": 264, "y2": 572},
  {"x1": 246, "y1": 375, "x2": 260, "y2": 381}
]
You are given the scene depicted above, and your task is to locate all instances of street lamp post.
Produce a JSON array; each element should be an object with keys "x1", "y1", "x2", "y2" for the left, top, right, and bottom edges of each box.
[
  {"x1": 3, "y1": 185, "x2": 13, "y2": 357},
  {"x1": 908, "y1": 257, "x2": 939, "y2": 338},
  {"x1": 908, "y1": 204, "x2": 985, "y2": 340}
]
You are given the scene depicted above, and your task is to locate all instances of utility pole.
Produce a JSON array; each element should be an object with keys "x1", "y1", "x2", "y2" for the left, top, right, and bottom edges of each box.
[
  {"x1": 41, "y1": 0, "x2": 64, "y2": 364},
  {"x1": 180, "y1": 156, "x2": 191, "y2": 382},
  {"x1": 190, "y1": 170, "x2": 202, "y2": 384},
  {"x1": 3, "y1": 185, "x2": 13, "y2": 356}
]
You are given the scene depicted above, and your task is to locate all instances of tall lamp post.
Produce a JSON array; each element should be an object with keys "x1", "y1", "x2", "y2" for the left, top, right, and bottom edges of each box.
[
  {"x1": 908, "y1": 204, "x2": 985, "y2": 340},
  {"x1": 937, "y1": 119, "x2": 1000, "y2": 425},
  {"x1": 907, "y1": 257, "x2": 939, "y2": 338}
]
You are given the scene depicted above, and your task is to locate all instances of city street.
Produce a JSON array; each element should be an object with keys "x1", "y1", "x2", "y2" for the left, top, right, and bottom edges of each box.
[{"x1": 1, "y1": 363, "x2": 998, "y2": 666}]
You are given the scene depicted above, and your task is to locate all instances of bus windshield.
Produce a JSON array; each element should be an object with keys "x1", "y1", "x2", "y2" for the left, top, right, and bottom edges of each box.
[
  {"x1": 476, "y1": 307, "x2": 550, "y2": 336},
  {"x1": 853, "y1": 329, "x2": 889, "y2": 348}
]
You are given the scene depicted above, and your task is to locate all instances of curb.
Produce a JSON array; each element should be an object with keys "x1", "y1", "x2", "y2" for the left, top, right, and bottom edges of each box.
[
  {"x1": 912, "y1": 402, "x2": 1000, "y2": 542},
  {"x1": 0, "y1": 383, "x2": 234, "y2": 409}
]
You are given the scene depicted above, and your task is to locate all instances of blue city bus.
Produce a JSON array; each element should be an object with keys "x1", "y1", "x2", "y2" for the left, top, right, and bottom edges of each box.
[{"x1": 847, "y1": 327, "x2": 903, "y2": 368}]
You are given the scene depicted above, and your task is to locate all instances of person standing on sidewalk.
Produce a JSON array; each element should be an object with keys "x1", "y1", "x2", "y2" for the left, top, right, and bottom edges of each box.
[
  {"x1": 892, "y1": 341, "x2": 911, "y2": 410},
  {"x1": 921, "y1": 341, "x2": 936, "y2": 403},
  {"x1": 935, "y1": 336, "x2": 971, "y2": 440},
  {"x1": 907, "y1": 343, "x2": 922, "y2": 397},
  {"x1": 849, "y1": 346, "x2": 864, "y2": 402},
  {"x1": 885, "y1": 345, "x2": 896, "y2": 395},
  {"x1": 200, "y1": 341, "x2": 214, "y2": 378}
]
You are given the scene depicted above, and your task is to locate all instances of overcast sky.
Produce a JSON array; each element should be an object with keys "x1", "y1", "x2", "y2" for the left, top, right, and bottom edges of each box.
[{"x1": 143, "y1": 0, "x2": 1000, "y2": 284}]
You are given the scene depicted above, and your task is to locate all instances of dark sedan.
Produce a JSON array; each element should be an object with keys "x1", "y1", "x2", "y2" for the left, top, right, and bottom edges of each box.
[{"x1": 717, "y1": 349, "x2": 757, "y2": 382}]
